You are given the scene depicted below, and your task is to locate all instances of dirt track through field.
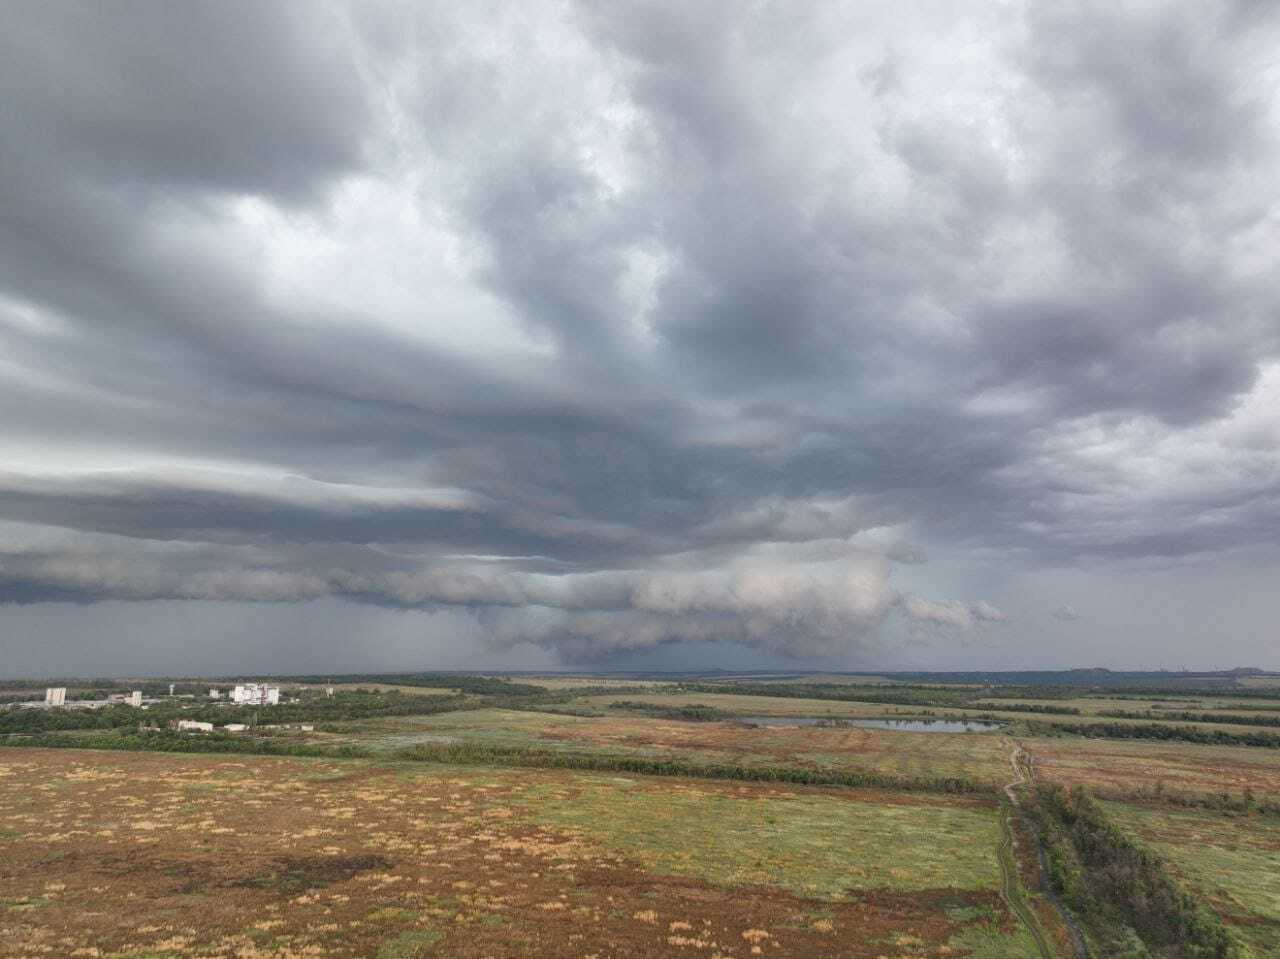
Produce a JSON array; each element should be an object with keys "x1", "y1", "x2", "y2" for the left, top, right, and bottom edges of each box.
[
  {"x1": 998, "y1": 741, "x2": 1054, "y2": 958},
  {"x1": 1004, "y1": 741, "x2": 1090, "y2": 959}
]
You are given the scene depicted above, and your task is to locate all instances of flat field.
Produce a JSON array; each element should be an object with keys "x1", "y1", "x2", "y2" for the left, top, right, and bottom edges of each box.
[
  {"x1": 301, "y1": 684, "x2": 462, "y2": 697},
  {"x1": 1024, "y1": 736, "x2": 1280, "y2": 801},
  {"x1": 975, "y1": 696, "x2": 1280, "y2": 721},
  {"x1": 575, "y1": 692, "x2": 1280, "y2": 737},
  {"x1": 728, "y1": 675, "x2": 898, "y2": 686},
  {"x1": 974, "y1": 697, "x2": 1218, "y2": 713},
  {"x1": 508, "y1": 677, "x2": 673, "y2": 692},
  {"x1": 314, "y1": 708, "x2": 1015, "y2": 787},
  {"x1": 566, "y1": 691, "x2": 929, "y2": 718},
  {"x1": 0, "y1": 749, "x2": 1037, "y2": 958},
  {"x1": 1103, "y1": 801, "x2": 1280, "y2": 955}
]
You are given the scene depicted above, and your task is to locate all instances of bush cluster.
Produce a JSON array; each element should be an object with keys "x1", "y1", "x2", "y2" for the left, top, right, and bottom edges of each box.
[{"x1": 1026, "y1": 784, "x2": 1239, "y2": 958}]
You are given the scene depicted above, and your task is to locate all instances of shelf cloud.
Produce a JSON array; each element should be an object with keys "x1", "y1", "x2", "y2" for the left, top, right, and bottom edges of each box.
[{"x1": 3, "y1": 1, "x2": 1278, "y2": 671}]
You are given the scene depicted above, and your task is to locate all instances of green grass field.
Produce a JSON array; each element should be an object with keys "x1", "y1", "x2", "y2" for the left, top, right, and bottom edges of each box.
[
  {"x1": 563, "y1": 690, "x2": 926, "y2": 717},
  {"x1": 513, "y1": 775, "x2": 1003, "y2": 898},
  {"x1": 1103, "y1": 801, "x2": 1280, "y2": 956},
  {"x1": 977, "y1": 696, "x2": 1280, "y2": 722},
  {"x1": 313, "y1": 706, "x2": 1017, "y2": 786}
]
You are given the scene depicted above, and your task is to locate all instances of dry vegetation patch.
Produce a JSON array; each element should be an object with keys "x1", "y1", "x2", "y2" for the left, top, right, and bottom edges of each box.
[
  {"x1": 0, "y1": 749, "x2": 1029, "y2": 957},
  {"x1": 1025, "y1": 737, "x2": 1280, "y2": 801},
  {"x1": 320, "y1": 707, "x2": 1013, "y2": 787},
  {"x1": 1102, "y1": 801, "x2": 1280, "y2": 956}
]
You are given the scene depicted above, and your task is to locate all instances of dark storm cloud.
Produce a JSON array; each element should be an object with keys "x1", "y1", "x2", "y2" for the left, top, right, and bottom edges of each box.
[
  {"x1": 0, "y1": 2, "x2": 370, "y2": 198},
  {"x1": 2, "y1": 0, "x2": 1279, "y2": 667}
]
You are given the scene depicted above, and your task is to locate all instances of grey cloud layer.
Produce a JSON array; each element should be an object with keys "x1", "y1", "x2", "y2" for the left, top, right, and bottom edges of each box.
[{"x1": 2, "y1": 1, "x2": 1278, "y2": 663}]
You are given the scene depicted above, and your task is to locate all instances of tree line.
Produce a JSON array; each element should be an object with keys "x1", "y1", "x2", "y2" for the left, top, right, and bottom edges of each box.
[
  {"x1": 1098, "y1": 709, "x2": 1280, "y2": 730},
  {"x1": 1025, "y1": 784, "x2": 1239, "y2": 958},
  {"x1": 1022, "y1": 719, "x2": 1280, "y2": 749},
  {"x1": 0, "y1": 728, "x2": 989, "y2": 797}
]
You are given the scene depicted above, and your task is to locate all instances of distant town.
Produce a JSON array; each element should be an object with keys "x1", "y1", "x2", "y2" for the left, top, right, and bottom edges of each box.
[{"x1": 10, "y1": 681, "x2": 330, "y2": 733}]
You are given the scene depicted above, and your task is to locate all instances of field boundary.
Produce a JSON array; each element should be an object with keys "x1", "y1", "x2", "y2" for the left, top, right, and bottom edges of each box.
[
  {"x1": 0, "y1": 732, "x2": 993, "y2": 796},
  {"x1": 1000, "y1": 742, "x2": 1060, "y2": 959}
]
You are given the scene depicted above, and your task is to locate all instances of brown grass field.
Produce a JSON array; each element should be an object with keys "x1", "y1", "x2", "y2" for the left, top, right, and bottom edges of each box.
[
  {"x1": 1024, "y1": 736, "x2": 1280, "y2": 801},
  {"x1": 566, "y1": 692, "x2": 928, "y2": 718},
  {"x1": 314, "y1": 708, "x2": 1016, "y2": 787},
  {"x1": 0, "y1": 748, "x2": 1042, "y2": 958},
  {"x1": 572, "y1": 692, "x2": 1280, "y2": 737},
  {"x1": 975, "y1": 696, "x2": 1280, "y2": 720},
  {"x1": 505, "y1": 678, "x2": 673, "y2": 692},
  {"x1": 314, "y1": 704, "x2": 1280, "y2": 804},
  {"x1": 1101, "y1": 801, "x2": 1280, "y2": 955}
]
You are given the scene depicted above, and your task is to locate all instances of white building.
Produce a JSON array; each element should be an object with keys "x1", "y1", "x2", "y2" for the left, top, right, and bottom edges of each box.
[
  {"x1": 209, "y1": 688, "x2": 222, "y2": 699},
  {"x1": 45, "y1": 687, "x2": 66, "y2": 706},
  {"x1": 129, "y1": 691, "x2": 143, "y2": 707},
  {"x1": 223, "y1": 723, "x2": 248, "y2": 732},
  {"x1": 231, "y1": 683, "x2": 280, "y2": 706},
  {"x1": 176, "y1": 720, "x2": 213, "y2": 732}
]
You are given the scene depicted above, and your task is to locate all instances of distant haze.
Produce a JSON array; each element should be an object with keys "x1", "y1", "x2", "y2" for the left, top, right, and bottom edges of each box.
[{"x1": 3, "y1": 2, "x2": 1279, "y2": 676}]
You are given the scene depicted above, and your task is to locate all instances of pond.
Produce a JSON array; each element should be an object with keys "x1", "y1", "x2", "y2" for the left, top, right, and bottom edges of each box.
[{"x1": 734, "y1": 716, "x2": 1004, "y2": 733}]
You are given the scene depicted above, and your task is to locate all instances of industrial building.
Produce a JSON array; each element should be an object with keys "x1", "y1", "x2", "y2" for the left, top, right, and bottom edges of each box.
[
  {"x1": 231, "y1": 683, "x2": 280, "y2": 706},
  {"x1": 176, "y1": 720, "x2": 214, "y2": 732},
  {"x1": 45, "y1": 687, "x2": 66, "y2": 706}
]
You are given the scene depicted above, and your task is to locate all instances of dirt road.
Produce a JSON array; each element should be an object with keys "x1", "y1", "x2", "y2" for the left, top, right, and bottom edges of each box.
[{"x1": 1003, "y1": 741, "x2": 1091, "y2": 959}]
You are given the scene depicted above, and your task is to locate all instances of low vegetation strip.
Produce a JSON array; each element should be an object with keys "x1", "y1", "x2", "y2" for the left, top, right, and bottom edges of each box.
[
  {"x1": 388, "y1": 742, "x2": 991, "y2": 794},
  {"x1": 972, "y1": 702, "x2": 1083, "y2": 716},
  {"x1": 1026, "y1": 784, "x2": 1240, "y2": 958},
  {"x1": 1098, "y1": 709, "x2": 1280, "y2": 729},
  {"x1": 0, "y1": 730, "x2": 371, "y2": 759},
  {"x1": 1023, "y1": 719, "x2": 1280, "y2": 749},
  {"x1": 603, "y1": 700, "x2": 737, "y2": 721},
  {"x1": 1095, "y1": 784, "x2": 1280, "y2": 818},
  {"x1": 676, "y1": 681, "x2": 973, "y2": 707},
  {"x1": 0, "y1": 729, "x2": 990, "y2": 795}
]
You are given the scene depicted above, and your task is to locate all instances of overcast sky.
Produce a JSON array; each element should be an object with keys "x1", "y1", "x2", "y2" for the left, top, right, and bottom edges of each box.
[{"x1": 2, "y1": 1, "x2": 1278, "y2": 677}]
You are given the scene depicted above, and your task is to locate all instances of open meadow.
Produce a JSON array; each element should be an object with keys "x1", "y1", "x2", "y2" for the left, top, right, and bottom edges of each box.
[
  {"x1": 0, "y1": 749, "x2": 1041, "y2": 958},
  {"x1": 7, "y1": 671, "x2": 1280, "y2": 956},
  {"x1": 1025, "y1": 735, "x2": 1280, "y2": 802},
  {"x1": 505, "y1": 678, "x2": 675, "y2": 693},
  {"x1": 560, "y1": 692, "x2": 923, "y2": 718},
  {"x1": 572, "y1": 689, "x2": 1280, "y2": 738},
  {"x1": 311, "y1": 708, "x2": 1016, "y2": 788},
  {"x1": 1104, "y1": 801, "x2": 1280, "y2": 956}
]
